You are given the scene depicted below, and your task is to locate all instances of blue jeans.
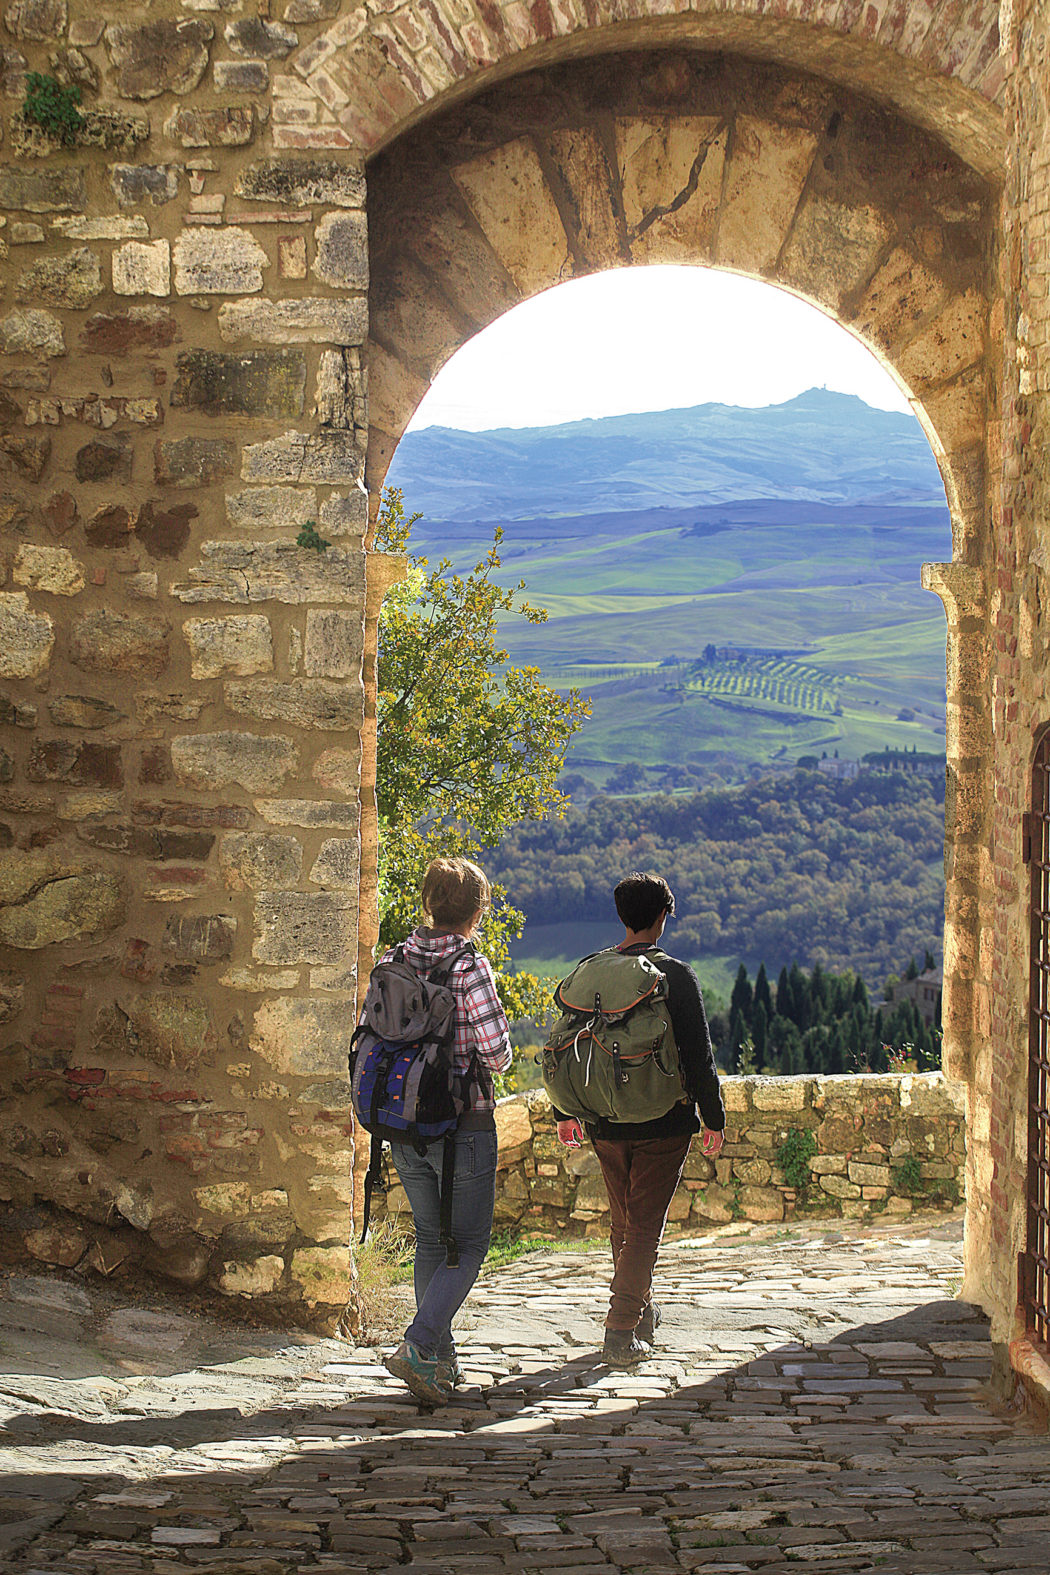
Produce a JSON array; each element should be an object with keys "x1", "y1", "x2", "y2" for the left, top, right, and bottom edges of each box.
[{"x1": 390, "y1": 1128, "x2": 498, "y2": 1359}]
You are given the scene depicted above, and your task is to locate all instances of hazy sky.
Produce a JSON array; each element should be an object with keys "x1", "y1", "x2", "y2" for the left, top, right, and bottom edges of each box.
[{"x1": 407, "y1": 266, "x2": 912, "y2": 433}]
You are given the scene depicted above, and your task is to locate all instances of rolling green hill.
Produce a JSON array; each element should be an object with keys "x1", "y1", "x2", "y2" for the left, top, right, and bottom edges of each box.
[{"x1": 388, "y1": 389, "x2": 950, "y2": 786}]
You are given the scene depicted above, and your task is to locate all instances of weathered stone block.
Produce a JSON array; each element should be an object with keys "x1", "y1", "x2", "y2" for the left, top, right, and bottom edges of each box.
[
  {"x1": 225, "y1": 17, "x2": 296, "y2": 55},
  {"x1": 184, "y1": 615, "x2": 273, "y2": 679},
  {"x1": 106, "y1": 992, "x2": 215, "y2": 1068},
  {"x1": 283, "y1": 0, "x2": 338, "y2": 17},
  {"x1": 213, "y1": 60, "x2": 268, "y2": 93},
  {"x1": 751, "y1": 1077, "x2": 808, "y2": 1112},
  {"x1": 218, "y1": 297, "x2": 366, "y2": 346},
  {"x1": 84, "y1": 504, "x2": 134, "y2": 549},
  {"x1": 819, "y1": 1173, "x2": 863, "y2": 1200},
  {"x1": 311, "y1": 749, "x2": 358, "y2": 795},
  {"x1": 303, "y1": 609, "x2": 362, "y2": 679},
  {"x1": 225, "y1": 486, "x2": 316, "y2": 532},
  {"x1": 163, "y1": 913, "x2": 236, "y2": 961},
  {"x1": 112, "y1": 240, "x2": 171, "y2": 297},
  {"x1": 173, "y1": 540, "x2": 365, "y2": 605},
  {"x1": 26, "y1": 739, "x2": 122, "y2": 787},
  {"x1": 218, "y1": 1255, "x2": 284, "y2": 1296},
  {"x1": 172, "y1": 731, "x2": 298, "y2": 792},
  {"x1": 848, "y1": 1160, "x2": 892, "y2": 1186},
  {"x1": 0, "y1": 434, "x2": 51, "y2": 481},
  {"x1": 219, "y1": 831, "x2": 302, "y2": 891},
  {"x1": 0, "y1": 690, "x2": 37, "y2": 726},
  {"x1": 0, "y1": 307, "x2": 64, "y2": 357},
  {"x1": 315, "y1": 348, "x2": 364, "y2": 432},
  {"x1": 289, "y1": 1244, "x2": 350, "y2": 1304},
  {"x1": 154, "y1": 437, "x2": 236, "y2": 487},
  {"x1": 0, "y1": 870, "x2": 125, "y2": 948},
  {"x1": 318, "y1": 491, "x2": 368, "y2": 539},
  {"x1": 75, "y1": 437, "x2": 133, "y2": 484},
  {"x1": 0, "y1": 164, "x2": 85, "y2": 212},
  {"x1": 4, "y1": 0, "x2": 66, "y2": 40},
  {"x1": 104, "y1": 20, "x2": 214, "y2": 100},
  {"x1": 309, "y1": 837, "x2": 359, "y2": 889},
  {"x1": 236, "y1": 158, "x2": 363, "y2": 208},
  {"x1": 0, "y1": 592, "x2": 54, "y2": 677},
  {"x1": 136, "y1": 501, "x2": 198, "y2": 561},
  {"x1": 173, "y1": 227, "x2": 268, "y2": 295},
  {"x1": 241, "y1": 429, "x2": 363, "y2": 485},
  {"x1": 251, "y1": 996, "x2": 352, "y2": 1075},
  {"x1": 110, "y1": 164, "x2": 180, "y2": 207},
  {"x1": 165, "y1": 106, "x2": 254, "y2": 147},
  {"x1": 82, "y1": 307, "x2": 177, "y2": 355},
  {"x1": 313, "y1": 211, "x2": 368, "y2": 289},
  {"x1": 171, "y1": 350, "x2": 305, "y2": 419},
  {"x1": 253, "y1": 891, "x2": 355, "y2": 965},
  {"x1": 225, "y1": 677, "x2": 362, "y2": 731},
  {"x1": 255, "y1": 799, "x2": 356, "y2": 828},
  {"x1": 16, "y1": 247, "x2": 102, "y2": 310},
  {"x1": 12, "y1": 544, "x2": 84, "y2": 597},
  {"x1": 70, "y1": 609, "x2": 170, "y2": 677}
]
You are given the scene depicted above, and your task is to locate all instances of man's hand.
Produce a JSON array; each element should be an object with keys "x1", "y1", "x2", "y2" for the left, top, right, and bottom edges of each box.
[
  {"x1": 701, "y1": 1126, "x2": 725, "y2": 1157},
  {"x1": 557, "y1": 1118, "x2": 584, "y2": 1148}
]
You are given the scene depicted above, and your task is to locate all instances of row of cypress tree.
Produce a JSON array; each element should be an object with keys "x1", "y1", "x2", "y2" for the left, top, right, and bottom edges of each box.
[{"x1": 708, "y1": 957, "x2": 942, "y2": 1075}]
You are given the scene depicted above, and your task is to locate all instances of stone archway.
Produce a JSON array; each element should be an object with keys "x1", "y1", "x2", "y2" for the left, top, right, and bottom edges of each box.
[{"x1": 363, "y1": 46, "x2": 998, "y2": 1306}]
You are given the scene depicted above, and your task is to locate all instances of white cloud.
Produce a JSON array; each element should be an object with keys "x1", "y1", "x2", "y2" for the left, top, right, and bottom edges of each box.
[{"x1": 407, "y1": 266, "x2": 912, "y2": 432}]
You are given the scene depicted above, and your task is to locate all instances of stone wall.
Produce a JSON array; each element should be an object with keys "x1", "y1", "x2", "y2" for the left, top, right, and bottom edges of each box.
[
  {"x1": 0, "y1": 4, "x2": 373, "y2": 1323},
  {"x1": 369, "y1": 1075, "x2": 967, "y2": 1239}
]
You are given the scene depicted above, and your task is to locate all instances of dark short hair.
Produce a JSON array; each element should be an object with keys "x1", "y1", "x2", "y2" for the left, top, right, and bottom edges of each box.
[{"x1": 614, "y1": 871, "x2": 675, "y2": 931}]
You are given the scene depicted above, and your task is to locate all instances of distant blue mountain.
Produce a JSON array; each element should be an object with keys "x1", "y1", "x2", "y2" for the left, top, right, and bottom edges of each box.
[{"x1": 388, "y1": 389, "x2": 947, "y2": 523}]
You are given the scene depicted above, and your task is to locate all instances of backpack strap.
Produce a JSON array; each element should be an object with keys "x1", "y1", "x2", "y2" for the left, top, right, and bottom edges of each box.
[
  {"x1": 359, "y1": 1134, "x2": 383, "y2": 1246},
  {"x1": 426, "y1": 941, "x2": 474, "y2": 986}
]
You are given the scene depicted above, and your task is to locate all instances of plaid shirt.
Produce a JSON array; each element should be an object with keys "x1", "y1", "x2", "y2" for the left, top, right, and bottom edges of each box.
[{"x1": 385, "y1": 928, "x2": 512, "y2": 1112}]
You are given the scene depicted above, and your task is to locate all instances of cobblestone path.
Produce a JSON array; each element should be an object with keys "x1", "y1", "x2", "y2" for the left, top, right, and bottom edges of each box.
[{"x1": 2, "y1": 1215, "x2": 1049, "y2": 1573}]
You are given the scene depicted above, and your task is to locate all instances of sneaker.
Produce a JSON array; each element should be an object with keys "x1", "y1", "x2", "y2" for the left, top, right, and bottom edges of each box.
[
  {"x1": 636, "y1": 1302, "x2": 662, "y2": 1343},
  {"x1": 384, "y1": 1340, "x2": 453, "y2": 1406},
  {"x1": 602, "y1": 1329, "x2": 653, "y2": 1368}
]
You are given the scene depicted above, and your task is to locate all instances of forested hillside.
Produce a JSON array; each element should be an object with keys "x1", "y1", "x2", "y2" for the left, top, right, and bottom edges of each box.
[{"x1": 492, "y1": 768, "x2": 944, "y2": 987}]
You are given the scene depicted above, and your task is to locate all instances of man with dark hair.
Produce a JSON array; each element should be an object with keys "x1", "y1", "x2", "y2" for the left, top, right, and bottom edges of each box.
[{"x1": 557, "y1": 870, "x2": 726, "y2": 1366}]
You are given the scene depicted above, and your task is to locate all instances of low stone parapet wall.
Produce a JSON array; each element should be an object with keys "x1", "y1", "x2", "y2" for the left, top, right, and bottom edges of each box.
[{"x1": 372, "y1": 1073, "x2": 966, "y2": 1237}]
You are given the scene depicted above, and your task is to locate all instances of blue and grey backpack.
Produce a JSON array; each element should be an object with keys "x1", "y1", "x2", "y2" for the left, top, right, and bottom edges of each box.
[{"x1": 350, "y1": 942, "x2": 477, "y2": 1265}]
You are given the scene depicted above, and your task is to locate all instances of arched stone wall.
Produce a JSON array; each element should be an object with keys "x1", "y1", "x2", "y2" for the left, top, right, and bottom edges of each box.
[
  {"x1": 0, "y1": 0, "x2": 1033, "y2": 1377},
  {"x1": 286, "y1": 2, "x2": 1006, "y2": 178},
  {"x1": 365, "y1": 46, "x2": 998, "y2": 1104}
]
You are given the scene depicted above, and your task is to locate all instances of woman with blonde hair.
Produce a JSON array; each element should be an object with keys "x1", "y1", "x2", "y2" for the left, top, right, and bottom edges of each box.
[{"x1": 382, "y1": 856, "x2": 511, "y2": 1404}]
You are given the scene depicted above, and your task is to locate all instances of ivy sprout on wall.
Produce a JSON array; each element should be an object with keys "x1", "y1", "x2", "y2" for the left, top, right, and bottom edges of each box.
[
  {"x1": 22, "y1": 73, "x2": 85, "y2": 147},
  {"x1": 296, "y1": 521, "x2": 331, "y2": 553}
]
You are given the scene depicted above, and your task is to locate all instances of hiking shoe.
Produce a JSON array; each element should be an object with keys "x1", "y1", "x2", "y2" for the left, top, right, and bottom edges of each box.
[
  {"x1": 636, "y1": 1302, "x2": 662, "y2": 1343},
  {"x1": 436, "y1": 1352, "x2": 465, "y2": 1388},
  {"x1": 602, "y1": 1329, "x2": 653, "y2": 1368},
  {"x1": 385, "y1": 1340, "x2": 453, "y2": 1406}
]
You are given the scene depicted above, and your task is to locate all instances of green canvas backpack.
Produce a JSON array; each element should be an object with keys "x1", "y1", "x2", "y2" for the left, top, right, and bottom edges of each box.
[{"x1": 541, "y1": 947, "x2": 686, "y2": 1125}]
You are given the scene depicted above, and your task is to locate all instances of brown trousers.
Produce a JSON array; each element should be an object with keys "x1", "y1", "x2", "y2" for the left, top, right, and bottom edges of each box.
[{"x1": 592, "y1": 1132, "x2": 692, "y2": 1332}]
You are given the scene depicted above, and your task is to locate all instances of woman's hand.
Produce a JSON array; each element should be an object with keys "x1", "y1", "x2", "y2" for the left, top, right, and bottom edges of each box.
[{"x1": 557, "y1": 1118, "x2": 584, "y2": 1148}]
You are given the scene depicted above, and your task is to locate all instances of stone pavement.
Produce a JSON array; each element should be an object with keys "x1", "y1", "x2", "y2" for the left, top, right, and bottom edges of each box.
[{"x1": 1, "y1": 1213, "x2": 1049, "y2": 1574}]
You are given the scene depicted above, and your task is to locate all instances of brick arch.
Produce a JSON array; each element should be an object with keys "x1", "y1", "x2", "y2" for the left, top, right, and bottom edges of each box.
[
  {"x1": 367, "y1": 52, "x2": 995, "y2": 558},
  {"x1": 289, "y1": 1, "x2": 1005, "y2": 177}
]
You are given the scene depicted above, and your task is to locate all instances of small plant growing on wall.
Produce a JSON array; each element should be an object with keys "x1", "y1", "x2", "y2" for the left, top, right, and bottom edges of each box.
[
  {"x1": 22, "y1": 73, "x2": 85, "y2": 147},
  {"x1": 297, "y1": 520, "x2": 330, "y2": 553},
  {"x1": 775, "y1": 1126, "x2": 817, "y2": 1191}
]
